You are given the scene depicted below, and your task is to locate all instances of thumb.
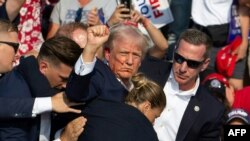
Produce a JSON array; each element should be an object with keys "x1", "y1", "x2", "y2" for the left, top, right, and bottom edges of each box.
[{"x1": 92, "y1": 7, "x2": 98, "y2": 13}]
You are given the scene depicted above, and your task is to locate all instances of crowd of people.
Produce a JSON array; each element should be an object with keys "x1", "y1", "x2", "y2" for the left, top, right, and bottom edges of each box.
[{"x1": 0, "y1": 0, "x2": 250, "y2": 141}]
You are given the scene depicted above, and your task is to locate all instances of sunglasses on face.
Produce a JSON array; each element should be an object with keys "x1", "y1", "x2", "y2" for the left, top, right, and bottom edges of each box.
[
  {"x1": 174, "y1": 52, "x2": 205, "y2": 69},
  {"x1": 0, "y1": 41, "x2": 19, "y2": 53}
]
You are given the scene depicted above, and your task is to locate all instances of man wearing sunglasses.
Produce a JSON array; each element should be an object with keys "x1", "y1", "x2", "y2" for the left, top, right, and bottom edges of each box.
[
  {"x1": 140, "y1": 29, "x2": 225, "y2": 141},
  {"x1": 0, "y1": 19, "x2": 19, "y2": 75}
]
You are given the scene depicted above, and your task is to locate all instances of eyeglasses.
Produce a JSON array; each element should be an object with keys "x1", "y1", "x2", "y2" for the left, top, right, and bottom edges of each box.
[
  {"x1": 174, "y1": 52, "x2": 205, "y2": 69},
  {"x1": 0, "y1": 41, "x2": 19, "y2": 53},
  {"x1": 75, "y1": 8, "x2": 83, "y2": 22}
]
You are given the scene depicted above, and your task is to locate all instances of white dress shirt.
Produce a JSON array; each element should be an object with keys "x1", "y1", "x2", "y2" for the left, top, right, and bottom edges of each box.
[
  {"x1": 154, "y1": 70, "x2": 200, "y2": 141},
  {"x1": 32, "y1": 94, "x2": 53, "y2": 141}
]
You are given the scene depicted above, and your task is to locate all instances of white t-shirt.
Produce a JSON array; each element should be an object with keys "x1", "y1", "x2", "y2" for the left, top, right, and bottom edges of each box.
[
  {"x1": 50, "y1": 0, "x2": 117, "y2": 25},
  {"x1": 192, "y1": 0, "x2": 233, "y2": 26}
]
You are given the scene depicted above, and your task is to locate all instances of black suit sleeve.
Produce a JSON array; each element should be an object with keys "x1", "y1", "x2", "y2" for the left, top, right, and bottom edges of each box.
[{"x1": 0, "y1": 98, "x2": 34, "y2": 119}]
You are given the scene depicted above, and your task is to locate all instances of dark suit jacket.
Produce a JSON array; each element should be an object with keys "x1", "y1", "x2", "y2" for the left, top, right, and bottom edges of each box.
[
  {"x1": 0, "y1": 56, "x2": 56, "y2": 141},
  {"x1": 0, "y1": 54, "x2": 58, "y2": 119},
  {"x1": 0, "y1": 97, "x2": 34, "y2": 119},
  {"x1": 139, "y1": 54, "x2": 225, "y2": 141},
  {"x1": 78, "y1": 98, "x2": 159, "y2": 141},
  {"x1": 66, "y1": 59, "x2": 128, "y2": 103}
]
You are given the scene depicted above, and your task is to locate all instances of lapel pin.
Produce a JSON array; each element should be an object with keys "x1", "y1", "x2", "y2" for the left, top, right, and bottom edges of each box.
[{"x1": 194, "y1": 106, "x2": 200, "y2": 112}]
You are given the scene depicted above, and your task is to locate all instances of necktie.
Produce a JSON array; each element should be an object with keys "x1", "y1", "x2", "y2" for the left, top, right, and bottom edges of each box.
[{"x1": 75, "y1": 8, "x2": 83, "y2": 22}]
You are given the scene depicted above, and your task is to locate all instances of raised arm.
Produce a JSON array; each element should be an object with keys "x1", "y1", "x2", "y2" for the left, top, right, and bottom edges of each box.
[
  {"x1": 130, "y1": 10, "x2": 168, "y2": 59},
  {"x1": 65, "y1": 25, "x2": 109, "y2": 102},
  {"x1": 82, "y1": 25, "x2": 109, "y2": 62},
  {"x1": 232, "y1": 3, "x2": 250, "y2": 61}
]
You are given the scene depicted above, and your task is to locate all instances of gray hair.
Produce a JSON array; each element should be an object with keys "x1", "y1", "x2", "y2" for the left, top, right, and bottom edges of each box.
[{"x1": 105, "y1": 23, "x2": 149, "y2": 58}]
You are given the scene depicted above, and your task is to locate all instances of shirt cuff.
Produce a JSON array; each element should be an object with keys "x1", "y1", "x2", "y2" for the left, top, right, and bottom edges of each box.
[
  {"x1": 53, "y1": 128, "x2": 63, "y2": 141},
  {"x1": 32, "y1": 97, "x2": 52, "y2": 117},
  {"x1": 74, "y1": 55, "x2": 96, "y2": 76}
]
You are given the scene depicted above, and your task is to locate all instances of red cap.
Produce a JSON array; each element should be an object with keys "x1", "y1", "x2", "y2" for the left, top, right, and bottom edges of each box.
[{"x1": 216, "y1": 36, "x2": 242, "y2": 77}]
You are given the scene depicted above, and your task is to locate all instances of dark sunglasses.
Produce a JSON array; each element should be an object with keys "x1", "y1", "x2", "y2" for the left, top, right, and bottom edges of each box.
[
  {"x1": 0, "y1": 41, "x2": 19, "y2": 53},
  {"x1": 75, "y1": 8, "x2": 83, "y2": 22},
  {"x1": 174, "y1": 52, "x2": 205, "y2": 69}
]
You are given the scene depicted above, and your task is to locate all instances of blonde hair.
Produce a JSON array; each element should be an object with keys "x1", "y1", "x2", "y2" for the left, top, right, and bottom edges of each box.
[{"x1": 125, "y1": 73, "x2": 166, "y2": 110}]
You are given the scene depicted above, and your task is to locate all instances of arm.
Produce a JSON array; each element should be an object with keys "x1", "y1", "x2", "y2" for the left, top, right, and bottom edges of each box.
[
  {"x1": 47, "y1": 2, "x2": 61, "y2": 39},
  {"x1": 232, "y1": 4, "x2": 249, "y2": 61},
  {"x1": 130, "y1": 10, "x2": 168, "y2": 59},
  {"x1": 0, "y1": 92, "x2": 81, "y2": 119},
  {"x1": 0, "y1": 98, "x2": 34, "y2": 119},
  {"x1": 47, "y1": 22, "x2": 60, "y2": 39},
  {"x1": 5, "y1": 0, "x2": 26, "y2": 22},
  {"x1": 65, "y1": 25, "x2": 109, "y2": 102}
]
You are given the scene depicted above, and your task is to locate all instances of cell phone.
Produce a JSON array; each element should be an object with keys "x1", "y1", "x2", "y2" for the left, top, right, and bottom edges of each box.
[{"x1": 120, "y1": 0, "x2": 131, "y2": 14}]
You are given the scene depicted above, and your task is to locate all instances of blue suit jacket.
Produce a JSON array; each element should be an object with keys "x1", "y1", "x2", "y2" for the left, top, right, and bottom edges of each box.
[
  {"x1": 0, "y1": 56, "x2": 56, "y2": 141},
  {"x1": 139, "y1": 54, "x2": 225, "y2": 141},
  {"x1": 66, "y1": 59, "x2": 128, "y2": 103},
  {"x1": 79, "y1": 98, "x2": 159, "y2": 141}
]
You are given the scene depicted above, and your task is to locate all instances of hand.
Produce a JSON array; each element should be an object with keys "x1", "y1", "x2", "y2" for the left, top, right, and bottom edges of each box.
[
  {"x1": 51, "y1": 92, "x2": 82, "y2": 114},
  {"x1": 107, "y1": 4, "x2": 130, "y2": 26},
  {"x1": 232, "y1": 42, "x2": 248, "y2": 61},
  {"x1": 130, "y1": 10, "x2": 143, "y2": 23},
  {"x1": 85, "y1": 25, "x2": 109, "y2": 51},
  {"x1": 87, "y1": 7, "x2": 101, "y2": 26},
  {"x1": 60, "y1": 116, "x2": 87, "y2": 141}
]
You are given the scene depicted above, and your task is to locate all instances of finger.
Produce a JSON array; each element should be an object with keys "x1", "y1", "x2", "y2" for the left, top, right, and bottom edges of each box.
[
  {"x1": 74, "y1": 116, "x2": 87, "y2": 123},
  {"x1": 75, "y1": 127, "x2": 84, "y2": 136},
  {"x1": 117, "y1": 4, "x2": 126, "y2": 9},
  {"x1": 120, "y1": 13, "x2": 131, "y2": 19},
  {"x1": 67, "y1": 101, "x2": 85, "y2": 106},
  {"x1": 87, "y1": 20, "x2": 97, "y2": 26},
  {"x1": 104, "y1": 26, "x2": 110, "y2": 35},
  {"x1": 120, "y1": 8, "x2": 130, "y2": 14},
  {"x1": 68, "y1": 108, "x2": 81, "y2": 114},
  {"x1": 92, "y1": 7, "x2": 98, "y2": 14}
]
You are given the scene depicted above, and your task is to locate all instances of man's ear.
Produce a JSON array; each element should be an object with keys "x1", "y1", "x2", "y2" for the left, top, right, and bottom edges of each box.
[
  {"x1": 201, "y1": 58, "x2": 210, "y2": 72},
  {"x1": 39, "y1": 60, "x2": 49, "y2": 75},
  {"x1": 104, "y1": 48, "x2": 111, "y2": 61}
]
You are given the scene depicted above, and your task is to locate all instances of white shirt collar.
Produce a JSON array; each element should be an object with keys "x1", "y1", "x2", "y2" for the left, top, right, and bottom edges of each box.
[
  {"x1": 117, "y1": 78, "x2": 134, "y2": 91},
  {"x1": 168, "y1": 70, "x2": 200, "y2": 97}
]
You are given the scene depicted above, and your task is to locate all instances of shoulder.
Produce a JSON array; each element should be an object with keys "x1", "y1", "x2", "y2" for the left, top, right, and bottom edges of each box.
[{"x1": 197, "y1": 86, "x2": 225, "y2": 114}]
